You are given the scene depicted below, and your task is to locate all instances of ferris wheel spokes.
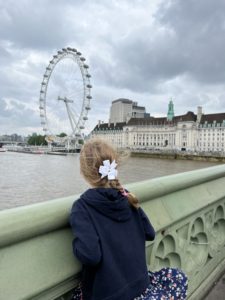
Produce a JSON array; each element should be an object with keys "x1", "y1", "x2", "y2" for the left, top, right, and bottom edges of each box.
[
  {"x1": 58, "y1": 96, "x2": 78, "y2": 136},
  {"x1": 39, "y1": 47, "x2": 92, "y2": 148}
]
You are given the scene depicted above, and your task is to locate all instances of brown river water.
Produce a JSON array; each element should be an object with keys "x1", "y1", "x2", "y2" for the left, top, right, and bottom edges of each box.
[{"x1": 0, "y1": 151, "x2": 222, "y2": 210}]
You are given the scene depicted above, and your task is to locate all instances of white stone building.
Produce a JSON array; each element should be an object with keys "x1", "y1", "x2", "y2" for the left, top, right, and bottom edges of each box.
[
  {"x1": 92, "y1": 101, "x2": 225, "y2": 153},
  {"x1": 197, "y1": 112, "x2": 225, "y2": 152}
]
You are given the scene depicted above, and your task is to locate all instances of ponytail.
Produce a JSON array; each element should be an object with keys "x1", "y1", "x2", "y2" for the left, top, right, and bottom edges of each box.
[{"x1": 108, "y1": 179, "x2": 139, "y2": 209}]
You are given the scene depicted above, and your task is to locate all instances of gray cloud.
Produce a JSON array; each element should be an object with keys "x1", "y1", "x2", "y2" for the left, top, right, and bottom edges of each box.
[
  {"x1": 95, "y1": 0, "x2": 225, "y2": 93},
  {"x1": 0, "y1": 98, "x2": 40, "y2": 131},
  {"x1": 157, "y1": 0, "x2": 225, "y2": 84},
  {"x1": 0, "y1": 0, "x2": 225, "y2": 135},
  {"x1": 0, "y1": 0, "x2": 72, "y2": 50}
]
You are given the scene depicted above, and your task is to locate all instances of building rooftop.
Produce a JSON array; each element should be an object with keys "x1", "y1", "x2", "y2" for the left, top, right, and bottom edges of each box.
[
  {"x1": 127, "y1": 111, "x2": 197, "y2": 126},
  {"x1": 93, "y1": 111, "x2": 198, "y2": 131},
  {"x1": 93, "y1": 111, "x2": 225, "y2": 131},
  {"x1": 112, "y1": 98, "x2": 133, "y2": 104},
  {"x1": 93, "y1": 122, "x2": 126, "y2": 131},
  {"x1": 200, "y1": 113, "x2": 225, "y2": 124},
  {"x1": 132, "y1": 105, "x2": 145, "y2": 110}
]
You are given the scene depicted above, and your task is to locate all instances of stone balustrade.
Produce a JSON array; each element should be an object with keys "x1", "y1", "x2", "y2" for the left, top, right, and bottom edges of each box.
[{"x1": 1, "y1": 164, "x2": 225, "y2": 299}]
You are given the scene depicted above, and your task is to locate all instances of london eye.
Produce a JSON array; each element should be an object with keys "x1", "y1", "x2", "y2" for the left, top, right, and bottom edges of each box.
[{"x1": 39, "y1": 47, "x2": 92, "y2": 148}]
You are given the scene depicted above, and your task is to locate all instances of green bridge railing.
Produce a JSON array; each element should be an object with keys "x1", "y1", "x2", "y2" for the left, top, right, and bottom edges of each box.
[{"x1": 1, "y1": 164, "x2": 225, "y2": 299}]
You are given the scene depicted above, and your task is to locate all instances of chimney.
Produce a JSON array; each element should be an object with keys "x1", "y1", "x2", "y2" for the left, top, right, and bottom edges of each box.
[
  {"x1": 197, "y1": 106, "x2": 203, "y2": 123},
  {"x1": 98, "y1": 120, "x2": 101, "y2": 128}
]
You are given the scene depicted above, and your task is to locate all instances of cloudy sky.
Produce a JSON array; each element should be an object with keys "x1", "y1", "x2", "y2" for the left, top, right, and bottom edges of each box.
[{"x1": 0, "y1": 0, "x2": 225, "y2": 136}]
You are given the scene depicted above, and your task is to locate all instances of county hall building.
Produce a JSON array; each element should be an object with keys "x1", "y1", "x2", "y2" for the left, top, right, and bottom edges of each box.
[{"x1": 91, "y1": 98, "x2": 225, "y2": 153}]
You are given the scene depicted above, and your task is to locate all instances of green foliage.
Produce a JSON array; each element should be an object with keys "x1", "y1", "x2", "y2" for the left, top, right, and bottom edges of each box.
[
  {"x1": 57, "y1": 132, "x2": 67, "y2": 137},
  {"x1": 27, "y1": 133, "x2": 47, "y2": 145}
]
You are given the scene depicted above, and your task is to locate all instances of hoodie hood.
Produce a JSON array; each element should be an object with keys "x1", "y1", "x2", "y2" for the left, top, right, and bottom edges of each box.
[{"x1": 81, "y1": 188, "x2": 132, "y2": 222}]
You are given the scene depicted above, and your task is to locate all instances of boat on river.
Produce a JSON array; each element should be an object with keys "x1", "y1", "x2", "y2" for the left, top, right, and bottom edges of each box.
[
  {"x1": 0, "y1": 143, "x2": 7, "y2": 152},
  {"x1": 7, "y1": 145, "x2": 45, "y2": 154}
]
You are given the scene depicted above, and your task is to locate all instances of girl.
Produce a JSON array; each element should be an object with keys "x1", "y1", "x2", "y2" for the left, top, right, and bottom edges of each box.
[{"x1": 69, "y1": 138, "x2": 188, "y2": 300}]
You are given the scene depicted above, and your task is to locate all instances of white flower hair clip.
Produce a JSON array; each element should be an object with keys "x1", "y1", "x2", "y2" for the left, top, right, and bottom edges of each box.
[{"x1": 99, "y1": 159, "x2": 118, "y2": 180}]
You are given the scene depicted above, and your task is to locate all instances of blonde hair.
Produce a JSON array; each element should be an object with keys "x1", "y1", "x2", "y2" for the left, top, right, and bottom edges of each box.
[{"x1": 80, "y1": 138, "x2": 139, "y2": 209}]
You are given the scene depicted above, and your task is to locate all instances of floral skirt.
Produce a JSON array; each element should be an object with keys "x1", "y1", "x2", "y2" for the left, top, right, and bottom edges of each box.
[
  {"x1": 71, "y1": 267, "x2": 188, "y2": 300},
  {"x1": 134, "y1": 268, "x2": 188, "y2": 300}
]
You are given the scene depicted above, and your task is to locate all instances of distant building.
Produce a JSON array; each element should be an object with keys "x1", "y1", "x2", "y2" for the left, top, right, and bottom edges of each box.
[
  {"x1": 109, "y1": 98, "x2": 149, "y2": 124},
  {"x1": 0, "y1": 134, "x2": 25, "y2": 143},
  {"x1": 92, "y1": 100, "x2": 225, "y2": 152}
]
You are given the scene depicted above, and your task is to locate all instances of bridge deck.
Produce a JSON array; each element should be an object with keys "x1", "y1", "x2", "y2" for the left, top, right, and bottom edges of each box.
[{"x1": 204, "y1": 271, "x2": 225, "y2": 300}]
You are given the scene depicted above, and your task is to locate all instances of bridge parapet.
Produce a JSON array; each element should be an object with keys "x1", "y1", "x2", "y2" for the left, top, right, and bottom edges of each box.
[{"x1": 1, "y1": 165, "x2": 225, "y2": 299}]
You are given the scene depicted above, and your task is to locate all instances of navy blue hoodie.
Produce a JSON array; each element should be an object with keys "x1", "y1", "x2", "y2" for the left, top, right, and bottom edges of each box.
[{"x1": 69, "y1": 188, "x2": 155, "y2": 300}]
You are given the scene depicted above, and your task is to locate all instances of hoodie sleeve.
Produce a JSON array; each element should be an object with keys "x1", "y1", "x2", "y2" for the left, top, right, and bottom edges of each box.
[
  {"x1": 138, "y1": 207, "x2": 155, "y2": 241},
  {"x1": 69, "y1": 200, "x2": 102, "y2": 266}
]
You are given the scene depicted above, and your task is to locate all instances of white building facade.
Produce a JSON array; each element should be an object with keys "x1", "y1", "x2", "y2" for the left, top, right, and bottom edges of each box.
[{"x1": 92, "y1": 103, "x2": 225, "y2": 153}]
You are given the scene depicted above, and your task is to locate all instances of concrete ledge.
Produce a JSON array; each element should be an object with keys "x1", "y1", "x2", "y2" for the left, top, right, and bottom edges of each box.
[{"x1": 1, "y1": 164, "x2": 225, "y2": 247}]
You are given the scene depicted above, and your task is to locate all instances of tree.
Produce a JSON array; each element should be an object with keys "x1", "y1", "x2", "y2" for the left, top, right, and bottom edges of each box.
[
  {"x1": 27, "y1": 134, "x2": 47, "y2": 145},
  {"x1": 57, "y1": 132, "x2": 67, "y2": 137},
  {"x1": 78, "y1": 139, "x2": 84, "y2": 144}
]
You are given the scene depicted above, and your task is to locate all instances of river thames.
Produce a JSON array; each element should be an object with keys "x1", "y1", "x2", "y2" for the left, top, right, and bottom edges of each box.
[{"x1": 0, "y1": 151, "x2": 222, "y2": 210}]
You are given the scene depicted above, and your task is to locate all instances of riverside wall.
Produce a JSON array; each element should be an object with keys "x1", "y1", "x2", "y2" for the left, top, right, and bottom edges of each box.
[{"x1": 131, "y1": 151, "x2": 225, "y2": 162}]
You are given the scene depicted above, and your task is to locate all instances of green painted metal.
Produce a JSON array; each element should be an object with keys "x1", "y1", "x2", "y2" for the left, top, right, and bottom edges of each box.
[
  {"x1": 1, "y1": 164, "x2": 225, "y2": 299},
  {"x1": 167, "y1": 99, "x2": 174, "y2": 121}
]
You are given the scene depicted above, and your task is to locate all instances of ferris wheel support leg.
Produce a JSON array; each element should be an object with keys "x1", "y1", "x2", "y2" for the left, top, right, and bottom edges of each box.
[
  {"x1": 48, "y1": 142, "x2": 52, "y2": 151},
  {"x1": 67, "y1": 139, "x2": 70, "y2": 152},
  {"x1": 64, "y1": 101, "x2": 76, "y2": 136}
]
